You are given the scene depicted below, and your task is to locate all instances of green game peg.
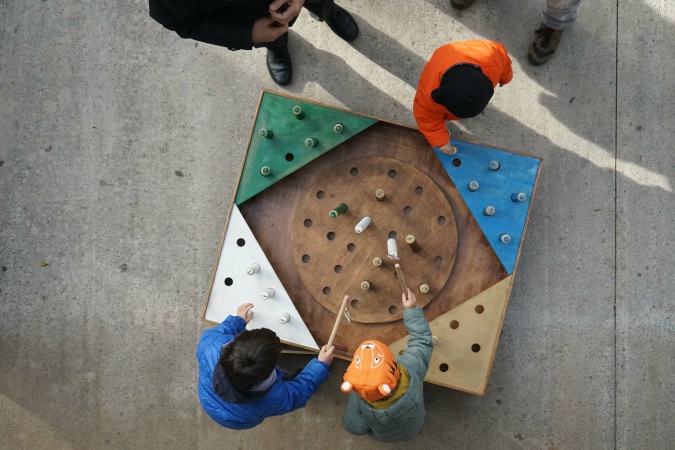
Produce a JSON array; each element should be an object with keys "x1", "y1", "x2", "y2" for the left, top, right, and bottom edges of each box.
[
  {"x1": 305, "y1": 137, "x2": 318, "y2": 148},
  {"x1": 259, "y1": 129, "x2": 273, "y2": 139},
  {"x1": 329, "y1": 203, "x2": 348, "y2": 218},
  {"x1": 292, "y1": 105, "x2": 305, "y2": 120}
]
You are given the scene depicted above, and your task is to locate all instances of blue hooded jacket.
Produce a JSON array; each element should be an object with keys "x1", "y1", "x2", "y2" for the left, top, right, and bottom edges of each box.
[{"x1": 197, "y1": 315, "x2": 330, "y2": 429}]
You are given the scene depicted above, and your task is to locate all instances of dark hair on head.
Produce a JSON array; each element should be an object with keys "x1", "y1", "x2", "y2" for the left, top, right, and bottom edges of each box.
[{"x1": 219, "y1": 328, "x2": 282, "y2": 392}]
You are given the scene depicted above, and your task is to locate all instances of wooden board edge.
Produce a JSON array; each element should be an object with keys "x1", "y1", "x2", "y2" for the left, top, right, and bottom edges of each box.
[
  {"x1": 478, "y1": 274, "x2": 516, "y2": 395},
  {"x1": 453, "y1": 134, "x2": 545, "y2": 162},
  {"x1": 260, "y1": 89, "x2": 386, "y2": 124},
  {"x1": 509, "y1": 158, "x2": 544, "y2": 281},
  {"x1": 423, "y1": 377, "x2": 486, "y2": 396},
  {"x1": 201, "y1": 91, "x2": 265, "y2": 322}
]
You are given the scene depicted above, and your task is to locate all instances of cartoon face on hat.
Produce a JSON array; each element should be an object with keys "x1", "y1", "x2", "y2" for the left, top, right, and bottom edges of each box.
[{"x1": 340, "y1": 340, "x2": 400, "y2": 402}]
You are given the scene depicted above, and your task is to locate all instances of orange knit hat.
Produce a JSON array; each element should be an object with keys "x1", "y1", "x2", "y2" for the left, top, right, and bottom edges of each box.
[{"x1": 340, "y1": 340, "x2": 400, "y2": 402}]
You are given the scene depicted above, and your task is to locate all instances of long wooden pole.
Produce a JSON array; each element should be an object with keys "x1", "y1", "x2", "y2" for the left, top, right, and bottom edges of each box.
[
  {"x1": 327, "y1": 295, "x2": 349, "y2": 348},
  {"x1": 394, "y1": 263, "x2": 408, "y2": 293}
]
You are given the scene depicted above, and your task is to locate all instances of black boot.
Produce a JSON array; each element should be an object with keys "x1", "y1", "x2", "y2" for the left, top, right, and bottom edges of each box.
[
  {"x1": 325, "y1": 5, "x2": 359, "y2": 42},
  {"x1": 266, "y1": 46, "x2": 292, "y2": 86}
]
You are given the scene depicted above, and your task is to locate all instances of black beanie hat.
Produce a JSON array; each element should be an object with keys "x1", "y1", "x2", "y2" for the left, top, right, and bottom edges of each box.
[{"x1": 431, "y1": 64, "x2": 494, "y2": 119}]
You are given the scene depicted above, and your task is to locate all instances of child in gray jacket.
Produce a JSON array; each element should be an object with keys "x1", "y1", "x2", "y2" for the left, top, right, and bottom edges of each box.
[{"x1": 341, "y1": 288, "x2": 433, "y2": 442}]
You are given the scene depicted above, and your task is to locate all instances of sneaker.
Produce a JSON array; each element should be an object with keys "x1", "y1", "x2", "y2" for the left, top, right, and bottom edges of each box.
[
  {"x1": 325, "y1": 5, "x2": 359, "y2": 42},
  {"x1": 450, "y1": 0, "x2": 478, "y2": 9},
  {"x1": 266, "y1": 46, "x2": 292, "y2": 86},
  {"x1": 528, "y1": 23, "x2": 563, "y2": 65}
]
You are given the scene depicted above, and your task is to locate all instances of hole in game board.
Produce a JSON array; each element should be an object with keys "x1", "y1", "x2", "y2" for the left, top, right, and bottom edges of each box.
[
  {"x1": 323, "y1": 287, "x2": 331, "y2": 295},
  {"x1": 439, "y1": 363, "x2": 449, "y2": 372},
  {"x1": 388, "y1": 305, "x2": 398, "y2": 314},
  {"x1": 327, "y1": 231, "x2": 336, "y2": 240},
  {"x1": 450, "y1": 320, "x2": 459, "y2": 329},
  {"x1": 350, "y1": 167, "x2": 359, "y2": 176},
  {"x1": 437, "y1": 216, "x2": 446, "y2": 225},
  {"x1": 302, "y1": 254, "x2": 310, "y2": 263},
  {"x1": 472, "y1": 344, "x2": 481, "y2": 353},
  {"x1": 388, "y1": 231, "x2": 397, "y2": 239},
  {"x1": 388, "y1": 170, "x2": 397, "y2": 178},
  {"x1": 316, "y1": 191, "x2": 325, "y2": 199},
  {"x1": 304, "y1": 219, "x2": 312, "y2": 228},
  {"x1": 434, "y1": 256, "x2": 443, "y2": 266},
  {"x1": 351, "y1": 299, "x2": 359, "y2": 308},
  {"x1": 452, "y1": 158, "x2": 461, "y2": 167},
  {"x1": 347, "y1": 243, "x2": 356, "y2": 252},
  {"x1": 285, "y1": 153, "x2": 294, "y2": 162},
  {"x1": 403, "y1": 206, "x2": 412, "y2": 215},
  {"x1": 334, "y1": 265, "x2": 343, "y2": 273},
  {"x1": 415, "y1": 186, "x2": 424, "y2": 195},
  {"x1": 236, "y1": 238, "x2": 245, "y2": 247},
  {"x1": 475, "y1": 305, "x2": 485, "y2": 314},
  {"x1": 224, "y1": 278, "x2": 233, "y2": 286}
]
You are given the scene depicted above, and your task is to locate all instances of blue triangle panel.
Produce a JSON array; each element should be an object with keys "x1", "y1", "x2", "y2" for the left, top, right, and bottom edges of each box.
[{"x1": 435, "y1": 140, "x2": 541, "y2": 274}]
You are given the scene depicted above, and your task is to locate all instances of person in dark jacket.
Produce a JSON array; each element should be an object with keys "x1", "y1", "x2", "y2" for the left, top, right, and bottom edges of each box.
[
  {"x1": 341, "y1": 289, "x2": 433, "y2": 442},
  {"x1": 197, "y1": 302, "x2": 335, "y2": 429},
  {"x1": 149, "y1": 0, "x2": 359, "y2": 86}
]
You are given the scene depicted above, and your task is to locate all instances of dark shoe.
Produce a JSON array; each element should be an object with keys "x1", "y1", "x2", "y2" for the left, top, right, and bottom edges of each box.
[
  {"x1": 325, "y1": 5, "x2": 359, "y2": 42},
  {"x1": 450, "y1": 0, "x2": 477, "y2": 9},
  {"x1": 528, "y1": 23, "x2": 563, "y2": 65},
  {"x1": 266, "y1": 46, "x2": 292, "y2": 86}
]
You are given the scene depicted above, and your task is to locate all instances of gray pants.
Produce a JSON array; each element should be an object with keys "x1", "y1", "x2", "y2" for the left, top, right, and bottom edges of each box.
[{"x1": 543, "y1": 0, "x2": 581, "y2": 30}]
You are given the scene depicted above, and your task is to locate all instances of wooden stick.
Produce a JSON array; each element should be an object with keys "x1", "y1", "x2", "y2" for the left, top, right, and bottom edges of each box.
[
  {"x1": 327, "y1": 295, "x2": 349, "y2": 348},
  {"x1": 394, "y1": 264, "x2": 408, "y2": 293},
  {"x1": 281, "y1": 349, "x2": 319, "y2": 355}
]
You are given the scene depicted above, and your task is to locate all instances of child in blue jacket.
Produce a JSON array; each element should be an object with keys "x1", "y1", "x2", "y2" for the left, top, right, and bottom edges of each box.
[{"x1": 197, "y1": 303, "x2": 335, "y2": 429}]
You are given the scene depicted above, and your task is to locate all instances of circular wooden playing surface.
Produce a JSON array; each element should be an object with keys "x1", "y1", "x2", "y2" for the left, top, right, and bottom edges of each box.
[{"x1": 291, "y1": 156, "x2": 458, "y2": 323}]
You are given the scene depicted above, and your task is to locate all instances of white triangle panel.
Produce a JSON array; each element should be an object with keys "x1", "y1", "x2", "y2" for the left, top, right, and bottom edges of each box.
[{"x1": 205, "y1": 205, "x2": 319, "y2": 350}]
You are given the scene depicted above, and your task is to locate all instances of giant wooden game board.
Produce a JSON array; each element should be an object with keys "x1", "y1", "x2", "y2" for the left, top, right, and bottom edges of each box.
[{"x1": 203, "y1": 91, "x2": 542, "y2": 395}]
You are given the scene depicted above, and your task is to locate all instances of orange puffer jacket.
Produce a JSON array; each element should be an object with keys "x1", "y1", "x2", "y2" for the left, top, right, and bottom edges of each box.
[{"x1": 413, "y1": 40, "x2": 513, "y2": 147}]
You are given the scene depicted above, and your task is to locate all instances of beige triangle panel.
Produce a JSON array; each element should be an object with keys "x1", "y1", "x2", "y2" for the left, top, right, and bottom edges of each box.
[{"x1": 389, "y1": 275, "x2": 513, "y2": 395}]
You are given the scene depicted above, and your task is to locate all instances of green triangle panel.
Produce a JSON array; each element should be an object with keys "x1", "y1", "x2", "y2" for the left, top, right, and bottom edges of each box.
[{"x1": 235, "y1": 92, "x2": 379, "y2": 205}]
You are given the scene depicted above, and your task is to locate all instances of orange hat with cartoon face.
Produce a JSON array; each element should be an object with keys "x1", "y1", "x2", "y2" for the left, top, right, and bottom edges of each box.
[{"x1": 340, "y1": 340, "x2": 400, "y2": 402}]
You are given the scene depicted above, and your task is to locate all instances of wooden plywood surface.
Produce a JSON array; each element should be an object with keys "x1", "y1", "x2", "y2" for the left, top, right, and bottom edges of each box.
[
  {"x1": 238, "y1": 121, "x2": 509, "y2": 358},
  {"x1": 291, "y1": 156, "x2": 457, "y2": 323}
]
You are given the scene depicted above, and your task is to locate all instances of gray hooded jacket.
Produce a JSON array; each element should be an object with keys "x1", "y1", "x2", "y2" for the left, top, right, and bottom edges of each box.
[{"x1": 342, "y1": 307, "x2": 433, "y2": 442}]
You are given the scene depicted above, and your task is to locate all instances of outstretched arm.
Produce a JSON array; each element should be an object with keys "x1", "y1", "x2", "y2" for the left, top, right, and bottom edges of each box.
[
  {"x1": 276, "y1": 350, "x2": 332, "y2": 413},
  {"x1": 400, "y1": 289, "x2": 433, "y2": 375},
  {"x1": 413, "y1": 93, "x2": 452, "y2": 149},
  {"x1": 494, "y1": 41, "x2": 513, "y2": 86}
]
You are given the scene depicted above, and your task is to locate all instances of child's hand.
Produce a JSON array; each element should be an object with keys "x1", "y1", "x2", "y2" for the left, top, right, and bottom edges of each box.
[
  {"x1": 318, "y1": 345, "x2": 335, "y2": 365},
  {"x1": 438, "y1": 143, "x2": 457, "y2": 155},
  {"x1": 402, "y1": 288, "x2": 417, "y2": 310},
  {"x1": 236, "y1": 303, "x2": 254, "y2": 324}
]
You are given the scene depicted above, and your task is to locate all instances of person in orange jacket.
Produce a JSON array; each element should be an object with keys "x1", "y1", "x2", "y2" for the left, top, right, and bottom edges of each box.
[{"x1": 413, "y1": 40, "x2": 513, "y2": 154}]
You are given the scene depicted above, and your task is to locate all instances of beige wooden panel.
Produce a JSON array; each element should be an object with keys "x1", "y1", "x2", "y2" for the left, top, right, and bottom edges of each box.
[{"x1": 389, "y1": 275, "x2": 513, "y2": 395}]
